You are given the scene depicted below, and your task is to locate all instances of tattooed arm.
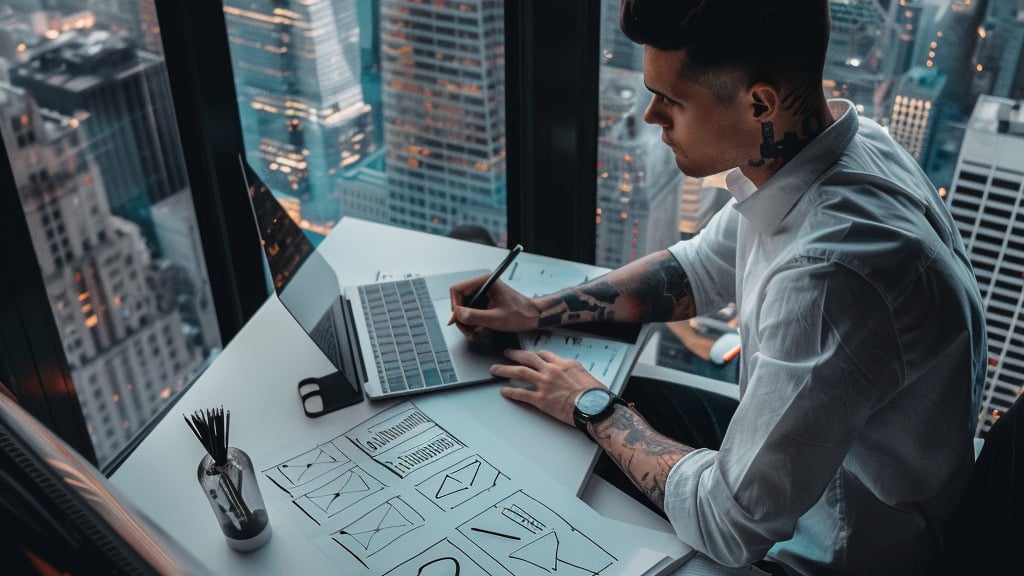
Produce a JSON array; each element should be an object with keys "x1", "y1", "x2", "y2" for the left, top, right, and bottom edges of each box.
[
  {"x1": 590, "y1": 403, "x2": 694, "y2": 510},
  {"x1": 535, "y1": 249, "x2": 697, "y2": 328}
]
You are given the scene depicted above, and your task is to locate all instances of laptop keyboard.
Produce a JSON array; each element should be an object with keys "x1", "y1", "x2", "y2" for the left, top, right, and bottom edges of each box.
[{"x1": 359, "y1": 277, "x2": 456, "y2": 394}]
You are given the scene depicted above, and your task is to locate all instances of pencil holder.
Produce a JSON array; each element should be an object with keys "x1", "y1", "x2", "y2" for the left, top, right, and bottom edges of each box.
[{"x1": 197, "y1": 446, "x2": 272, "y2": 551}]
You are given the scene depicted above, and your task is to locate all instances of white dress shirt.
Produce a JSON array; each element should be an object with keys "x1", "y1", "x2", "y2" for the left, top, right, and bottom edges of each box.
[{"x1": 665, "y1": 100, "x2": 987, "y2": 575}]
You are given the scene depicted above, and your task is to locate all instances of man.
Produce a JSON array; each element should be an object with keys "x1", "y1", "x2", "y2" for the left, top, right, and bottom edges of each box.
[{"x1": 449, "y1": 1, "x2": 987, "y2": 574}]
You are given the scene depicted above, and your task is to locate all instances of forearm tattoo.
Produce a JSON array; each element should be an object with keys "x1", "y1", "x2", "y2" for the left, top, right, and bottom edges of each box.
[
  {"x1": 636, "y1": 256, "x2": 695, "y2": 321},
  {"x1": 536, "y1": 254, "x2": 694, "y2": 327},
  {"x1": 593, "y1": 407, "x2": 694, "y2": 510},
  {"x1": 539, "y1": 280, "x2": 621, "y2": 327}
]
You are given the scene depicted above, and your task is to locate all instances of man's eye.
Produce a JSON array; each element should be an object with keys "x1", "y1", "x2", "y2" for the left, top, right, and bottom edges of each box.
[{"x1": 660, "y1": 95, "x2": 676, "y2": 106}]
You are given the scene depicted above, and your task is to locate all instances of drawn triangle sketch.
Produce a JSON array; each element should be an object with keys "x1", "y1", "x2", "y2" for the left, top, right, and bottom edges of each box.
[
  {"x1": 510, "y1": 531, "x2": 558, "y2": 572},
  {"x1": 436, "y1": 460, "x2": 480, "y2": 498}
]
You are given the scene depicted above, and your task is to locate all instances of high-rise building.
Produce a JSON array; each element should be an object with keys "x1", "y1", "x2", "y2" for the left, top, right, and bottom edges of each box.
[
  {"x1": 595, "y1": 68, "x2": 681, "y2": 268},
  {"x1": 223, "y1": 0, "x2": 376, "y2": 226},
  {"x1": 0, "y1": 84, "x2": 205, "y2": 463},
  {"x1": 970, "y1": 0, "x2": 1024, "y2": 104},
  {"x1": 824, "y1": 0, "x2": 899, "y2": 120},
  {"x1": 889, "y1": 65, "x2": 946, "y2": 162},
  {"x1": 925, "y1": 0, "x2": 986, "y2": 115},
  {"x1": 11, "y1": 28, "x2": 187, "y2": 241},
  {"x1": 379, "y1": 0, "x2": 506, "y2": 241},
  {"x1": 90, "y1": 0, "x2": 162, "y2": 55},
  {"x1": 944, "y1": 95, "x2": 1024, "y2": 434}
]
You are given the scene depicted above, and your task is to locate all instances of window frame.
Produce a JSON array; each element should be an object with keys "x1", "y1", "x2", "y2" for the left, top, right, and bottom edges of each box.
[{"x1": 0, "y1": 0, "x2": 603, "y2": 472}]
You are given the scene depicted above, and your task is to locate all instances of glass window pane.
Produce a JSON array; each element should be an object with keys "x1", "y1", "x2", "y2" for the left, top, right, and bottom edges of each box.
[
  {"x1": 222, "y1": 0, "x2": 508, "y2": 247},
  {"x1": 0, "y1": 0, "x2": 222, "y2": 467}
]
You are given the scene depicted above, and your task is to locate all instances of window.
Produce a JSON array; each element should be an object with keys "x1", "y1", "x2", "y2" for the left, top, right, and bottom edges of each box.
[
  {"x1": 222, "y1": 0, "x2": 509, "y2": 247},
  {"x1": 0, "y1": 0, "x2": 221, "y2": 467}
]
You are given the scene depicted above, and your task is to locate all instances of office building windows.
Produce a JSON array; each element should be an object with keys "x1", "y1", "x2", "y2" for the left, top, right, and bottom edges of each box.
[
  {"x1": 0, "y1": 1, "x2": 221, "y2": 467},
  {"x1": 222, "y1": 0, "x2": 508, "y2": 245}
]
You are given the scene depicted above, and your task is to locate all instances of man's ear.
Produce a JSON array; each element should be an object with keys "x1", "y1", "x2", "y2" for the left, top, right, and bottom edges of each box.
[{"x1": 749, "y1": 84, "x2": 779, "y2": 119}]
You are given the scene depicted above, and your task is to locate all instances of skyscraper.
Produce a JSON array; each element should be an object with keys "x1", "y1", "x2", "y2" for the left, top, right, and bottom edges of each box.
[
  {"x1": 970, "y1": 0, "x2": 1024, "y2": 104},
  {"x1": 595, "y1": 67, "x2": 681, "y2": 268},
  {"x1": 824, "y1": 0, "x2": 899, "y2": 120},
  {"x1": 889, "y1": 65, "x2": 946, "y2": 162},
  {"x1": 11, "y1": 28, "x2": 187, "y2": 242},
  {"x1": 0, "y1": 84, "x2": 205, "y2": 463},
  {"x1": 379, "y1": 0, "x2": 506, "y2": 241},
  {"x1": 223, "y1": 0, "x2": 376, "y2": 225},
  {"x1": 944, "y1": 95, "x2": 1024, "y2": 434}
]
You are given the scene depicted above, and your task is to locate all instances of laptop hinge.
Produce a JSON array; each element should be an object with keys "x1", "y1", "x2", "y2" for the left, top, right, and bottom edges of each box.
[{"x1": 341, "y1": 296, "x2": 368, "y2": 384}]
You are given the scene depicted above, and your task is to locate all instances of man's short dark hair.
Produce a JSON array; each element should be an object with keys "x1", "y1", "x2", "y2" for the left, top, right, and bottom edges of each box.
[{"x1": 620, "y1": 0, "x2": 831, "y2": 107}]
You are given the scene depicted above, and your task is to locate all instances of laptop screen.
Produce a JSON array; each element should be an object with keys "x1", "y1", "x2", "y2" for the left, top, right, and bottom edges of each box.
[{"x1": 241, "y1": 159, "x2": 339, "y2": 331}]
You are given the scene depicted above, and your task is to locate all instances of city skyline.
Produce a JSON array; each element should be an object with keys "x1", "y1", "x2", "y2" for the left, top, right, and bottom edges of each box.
[{"x1": 2, "y1": 0, "x2": 1023, "y2": 453}]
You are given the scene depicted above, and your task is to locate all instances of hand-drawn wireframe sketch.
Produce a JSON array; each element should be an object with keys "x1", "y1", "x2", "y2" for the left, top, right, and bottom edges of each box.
[
  {"x1": 334, "y1": 496, "x2": 425, "y2": 564},
  {"x1": 415, "y1": 454, "x2": 507, "y2": 512},
  {"x1": 458, "y1": 490, "x2": 617, "y2": 576},
  {"x1": 346, "y1": 404, "x2": 464, "y2": 479},
  {"x1": 383, "y1": 539, "x2": 493, "y2": 576},
  {"x1": 294, "y1": 465, "x2": 386, "y2": 525},
  {"x1": 502, "y1": 260, "x2": 591, "y2": 299},
  {"x1": 519, "y1": 330, "x2": 629, "y2": 387},
  {"x1": 263, "y1": 441, "x2": 351, "y2": 496}
]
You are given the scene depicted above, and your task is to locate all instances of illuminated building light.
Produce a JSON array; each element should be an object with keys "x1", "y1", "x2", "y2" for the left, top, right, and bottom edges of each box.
[
  {"x1": 112, "y1": 394, "x2": 120, "y2": 403},
  {"x1": 84, "y1": 315, "x2": 99, "y2": 328}
]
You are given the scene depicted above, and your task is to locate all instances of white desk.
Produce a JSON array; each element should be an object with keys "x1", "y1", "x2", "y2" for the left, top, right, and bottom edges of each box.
[{"x1": 111, "y1": 218, "x2": 688, "y2": 574}]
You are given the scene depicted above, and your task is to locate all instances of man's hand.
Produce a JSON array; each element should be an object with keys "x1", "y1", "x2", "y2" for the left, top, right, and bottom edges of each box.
[
  {"x1": 490, "y1": 348, "x2": 604, "y2": 427},
  {"x1": 449, "y1": 276, "x2": 542, "y2": 342}
]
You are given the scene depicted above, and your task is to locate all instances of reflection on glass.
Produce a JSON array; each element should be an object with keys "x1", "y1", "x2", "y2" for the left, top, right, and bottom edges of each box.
[
  {"x1": 0, "y1": 1, "x2": 221, "y2": 466},
  {"x1": 223, "y1": 0, "x2": 508, "y2": 245}
]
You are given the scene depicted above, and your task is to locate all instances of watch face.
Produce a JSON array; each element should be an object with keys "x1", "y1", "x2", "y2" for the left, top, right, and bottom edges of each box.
[{"x1": 577, "y1": 388, "x2": 613, "y2": 417}]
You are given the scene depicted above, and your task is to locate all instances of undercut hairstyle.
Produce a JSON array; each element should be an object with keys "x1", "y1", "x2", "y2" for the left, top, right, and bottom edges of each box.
[{"x1": 620, "y1": 0, "x2": 831, "y2": 109}]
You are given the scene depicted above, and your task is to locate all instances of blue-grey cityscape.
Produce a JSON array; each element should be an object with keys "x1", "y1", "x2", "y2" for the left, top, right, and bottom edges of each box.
[{"x1": 0, "y1": 0, "x2": 1022, "y2": 462}]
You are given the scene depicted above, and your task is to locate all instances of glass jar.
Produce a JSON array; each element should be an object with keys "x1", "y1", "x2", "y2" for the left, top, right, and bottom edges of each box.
[{"x1": 197, "y1": 446, "x2": 272, "y2": 551}]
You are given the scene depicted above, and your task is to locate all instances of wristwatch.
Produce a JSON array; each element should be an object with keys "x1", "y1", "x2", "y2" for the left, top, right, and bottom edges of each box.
[{"x1": 573, "y1": 387, "x2": 629, "y2": 436}]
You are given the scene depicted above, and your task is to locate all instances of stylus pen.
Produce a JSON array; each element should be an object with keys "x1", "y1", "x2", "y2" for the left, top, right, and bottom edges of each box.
[{"x1": 448, "y1": 243, "x2": 523, "y2": 325}]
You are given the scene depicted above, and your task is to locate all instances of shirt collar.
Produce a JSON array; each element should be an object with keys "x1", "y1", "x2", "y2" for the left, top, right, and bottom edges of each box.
[{"x1": 732, "y1": 99, "x2": 859, "y2": 235}]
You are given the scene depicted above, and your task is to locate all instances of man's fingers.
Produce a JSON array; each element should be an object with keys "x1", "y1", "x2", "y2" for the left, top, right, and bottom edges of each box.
[
  {"x1": 499, "y1": 385, "x2": 533, "y2": 403},
  {"x1": 536, "y1": 350, "x2": 567, "y2": 363}
]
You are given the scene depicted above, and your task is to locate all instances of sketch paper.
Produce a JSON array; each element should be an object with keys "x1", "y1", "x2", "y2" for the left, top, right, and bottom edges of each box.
[
  {"x1": 518, "y1": 330, "x2": 631, "y2": 389},
  {"x1": 257, "y1": 401, "x2": 681, "y2": 575}
]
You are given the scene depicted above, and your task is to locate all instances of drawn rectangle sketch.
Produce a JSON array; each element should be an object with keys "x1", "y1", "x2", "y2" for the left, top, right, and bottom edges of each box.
[
  {"x1": 294, "y1": 465, "x2": 386, "y2": 525},
  {"x1": 459, "y1": 490, "x2": 616, "y2": 576},
  {"x1": 346, "y1": 404, "x2": 465, "y2": 478},
  {"x1": 334, "y1": 496, "x2": 425, "y2": 566},
  {"x1": 263, "y1": 441, "x2": 351, "y2": 497},
  {"x1": 416, "y1": 454, "x2": 507, "y2": 512},
  {"x1": 384, "y1": 539, "x2": 493, "y2": 576},
  {"x1": 257, "y1": 401, "x2": 676, "y2": 575}
]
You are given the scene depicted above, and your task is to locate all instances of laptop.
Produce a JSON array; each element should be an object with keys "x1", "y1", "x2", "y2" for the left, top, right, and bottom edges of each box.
[{"x1": 239, "y1": 157, "x2": 503, "y2": 409}]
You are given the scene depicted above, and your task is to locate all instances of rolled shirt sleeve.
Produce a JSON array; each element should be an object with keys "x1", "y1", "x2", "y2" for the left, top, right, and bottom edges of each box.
[{"x1": 663, "y1": 261, "x2": 903, "y2": 566}]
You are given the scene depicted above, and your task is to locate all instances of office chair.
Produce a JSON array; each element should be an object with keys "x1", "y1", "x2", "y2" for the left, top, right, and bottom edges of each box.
[
  {"x1": 0, "y1": 382, "x2": 212, "y2": 575},
  {"x1": 944, "y1": 390, "x2": 1024, "y2": 574}
]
